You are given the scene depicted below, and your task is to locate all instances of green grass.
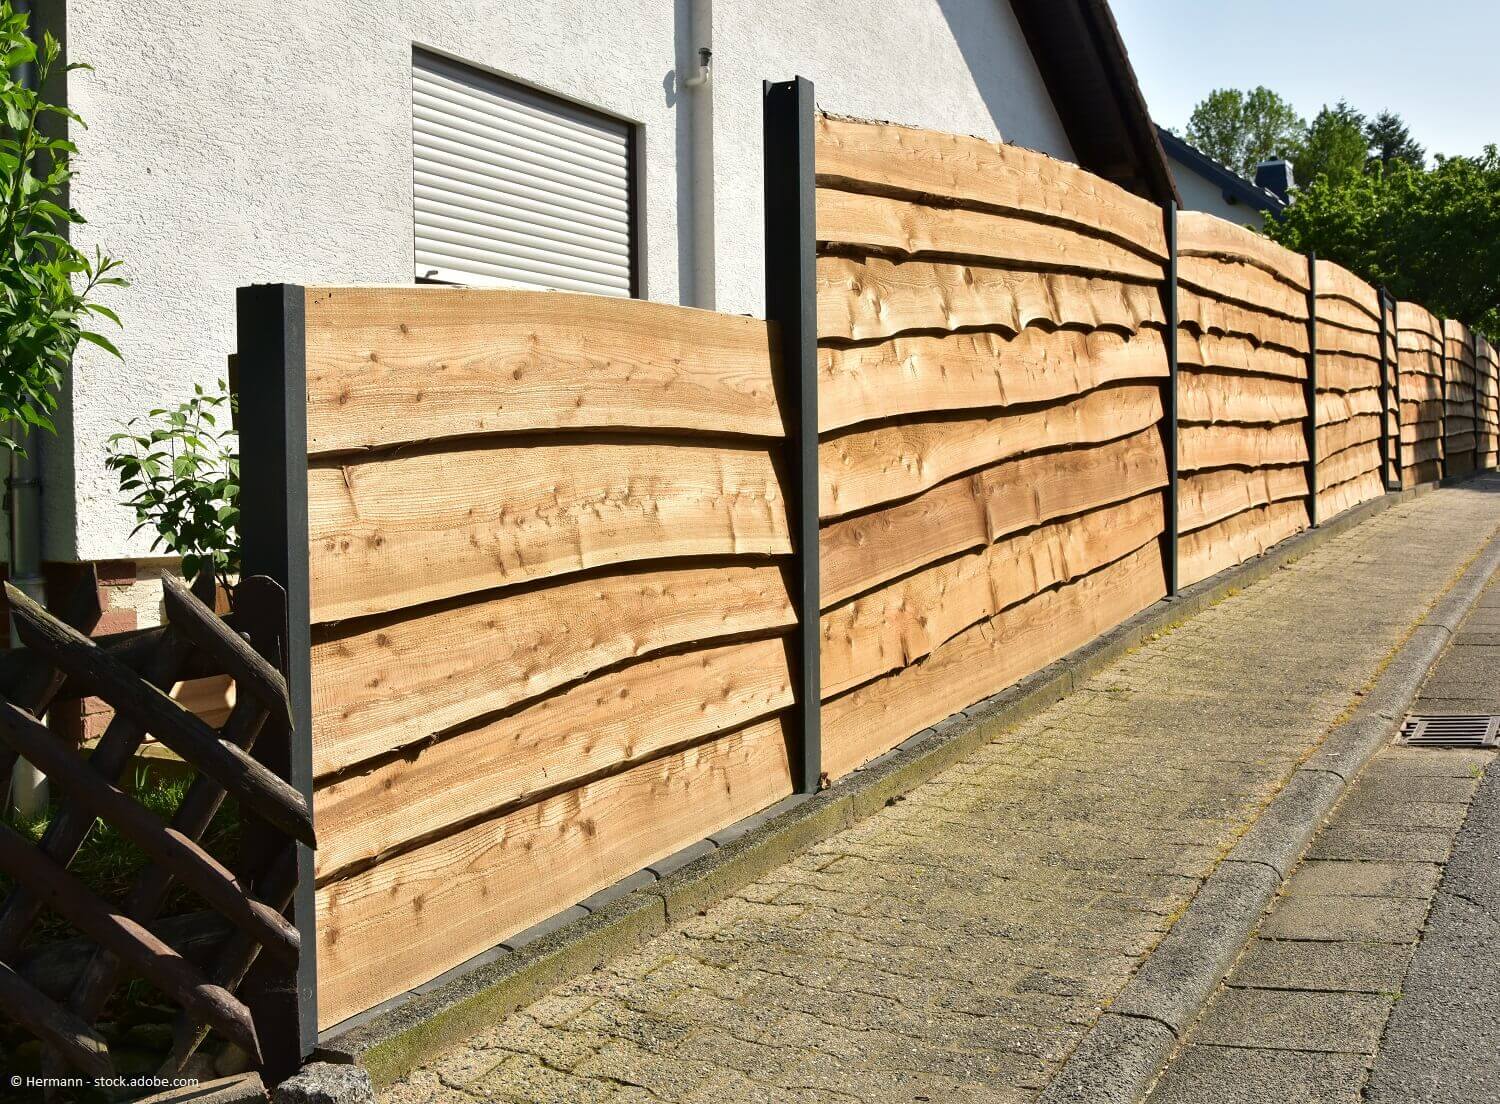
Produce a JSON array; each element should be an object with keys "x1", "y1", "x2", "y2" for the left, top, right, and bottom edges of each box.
[{"x1": 1, "y1": 770, "x2": 241, "y2": 946}]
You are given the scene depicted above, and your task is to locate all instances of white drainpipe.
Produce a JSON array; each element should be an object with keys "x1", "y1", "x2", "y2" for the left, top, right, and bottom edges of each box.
[{"x1": 682, "y1": 0, "x2": 715, "y2": 309}]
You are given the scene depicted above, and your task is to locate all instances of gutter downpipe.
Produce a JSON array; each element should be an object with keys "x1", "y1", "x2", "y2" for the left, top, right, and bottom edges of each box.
[
  {"x1": 8, "y1": 0, "x2": 48, "y2": 818},
  {"x1": 682, "y1": 0, "x2": 715, "y2": 309}
]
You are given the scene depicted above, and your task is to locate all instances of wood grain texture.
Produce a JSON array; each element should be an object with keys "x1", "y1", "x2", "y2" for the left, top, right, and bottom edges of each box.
[
  {"x1": 1178, "y1": 331, "x2": 1308, "y2": 381},
  {"x1": 816, "y1": 255, "x2": 1166, "y2": 344},
  {"x1": 1317, "y1": 442, "x2": 1382, "y2": 492},
  {"x1": 821, "y1": 426, "x2": 1166, "y2": 607},
  {"x1": 1317, "y1": 353, "x2": 1382, "y2": 396},
  {"x1": 303, "y1": 286, "x2": 783, "y2": 454},
  {"x1": 1315, "y1": 298, "x2": 1381, "y2": 335},
  {"x1": 310, "y1": 563, "x2": 795, "y2": 776},
  {"x1": 1317, "y1": 469, "x2": 1385, "y2": 520},
  {"x1": 316, "y1": 715, "x2": 794, "y2": 1028},
  {"x1": 816, "y1": 187, "x2": 1163, "y2": 282},
  {"x1": 1317, "y1": 326, "x2": 1381, "y2": 362},
  {"x1": 821, "y1": 541, "x2": 1166, "y2": 780},
  {"x1": 308, "y1": 439, "x2": 790, "y2": 623},
  {"x1": 820, "y1": 381, "x2": 1163, "y2": 519},
  {"x1": 821, "y1": 491, "x2": 1163, "y2": 697},
  {"x1": 1178, "y1": 369, "x2": 1305, "y2": 426},
  {"x1": 313, "y1": 636, "x2": 792, "y2": 878},
  {"x1": 1317, "y1": 389, "x2": 1383, "y2": 426},
  {"x1": 1178, "y1": 255, "x2": 1310, "y2": 321},
  {"x1": 1178, "y1": 211, "x2": 1310, "y2": 291},
  {"x1": 1179, "y1": 499, "x2": 1309, "y2": 588},
  {"x1": 1178, "y1": 421, "x2": 1309, "y2": 472},
  {"x1": 819, "y1": 326, "x2": 1167, "y2": 434},
  {"x1": 1317, "y1": 413, "x2": 1382, "y2": 459},
  {"x1": 1313, "y1": 260, "x2": 1381, "y2": 325},
  {"x1": 814, "y1": 115, "x2": 1168, "y2": 259},
  {"x1": 1178, "y1": 465, "x2": 1308, "y2": 534},
  {"x1": 1178, "y1": 289, "x2": 1310, "y2": 355}
]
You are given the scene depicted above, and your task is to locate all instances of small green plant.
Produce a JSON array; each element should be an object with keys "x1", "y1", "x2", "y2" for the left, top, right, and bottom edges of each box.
[
  {"x1": 0, "y1": 3, "x2": 126, "y2": 453},
  {"x1": 105, "y1": 380, "x2": 240, "y2": 600}
]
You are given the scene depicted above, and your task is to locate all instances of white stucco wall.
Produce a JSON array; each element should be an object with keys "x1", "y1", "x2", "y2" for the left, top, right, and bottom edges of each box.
[
  {"x1": 1167, "y1": 152, "x2": 1266, "y2": 231},
  {"x1": 57, "y1": 0, "x2": 1073, "y2": 562}
]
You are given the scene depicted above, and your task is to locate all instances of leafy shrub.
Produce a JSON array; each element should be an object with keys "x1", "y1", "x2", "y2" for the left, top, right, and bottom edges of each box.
[{"x1": 104, "y1": 380, "x2": 240, "y2": 599}]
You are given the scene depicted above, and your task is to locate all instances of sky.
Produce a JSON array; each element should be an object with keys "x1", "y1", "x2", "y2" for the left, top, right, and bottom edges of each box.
[{"x1": 1109, "y1": 0, "x2": 1499, "y2": 160}]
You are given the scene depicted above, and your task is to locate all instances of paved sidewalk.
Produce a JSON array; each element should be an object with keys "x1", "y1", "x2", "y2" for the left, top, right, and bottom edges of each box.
[
  {"x1": 1146, "y1": 563, "x2": 1500, "y2": 1104},
  {"x1": 383, "y1": 479, "x2": 1500, "y2": 1104}
]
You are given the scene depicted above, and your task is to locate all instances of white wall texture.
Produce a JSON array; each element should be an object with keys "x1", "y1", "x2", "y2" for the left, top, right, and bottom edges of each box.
[
  {"x1": 1166, "y1": 151, "x2": 1266, "y2": 230},
  {"x1": 57, "y1": 0, "x2": 1073, "y2": 562}
]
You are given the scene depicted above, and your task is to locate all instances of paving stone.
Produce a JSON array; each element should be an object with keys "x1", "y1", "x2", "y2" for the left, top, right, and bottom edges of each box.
[
  {"x1": 1306, "y1": 826, "x2": 1458, "y2": 863},
  {"x1": 1192, "y1": 988, "x2": 1392, "y2": 1054},
  {"x1": 1229, "y1": 937, "x2": 1415, "y2": 994},
  {"x1": 1284, "y1": 860, "x2": 1442, "y2": 899},
  {"x1": 1146, "y1": 1044, "x2": 1368, "y2": 1103},
  {"x1": 377, "y1": 487, "x2": 1500, "y2": 1103},
  {"x1": 1329, "y1": 797, "x2": 1472, "y2": 830},
  {"x1": 1257, "y1": 894, "x2": 1430, "y2": 942}
]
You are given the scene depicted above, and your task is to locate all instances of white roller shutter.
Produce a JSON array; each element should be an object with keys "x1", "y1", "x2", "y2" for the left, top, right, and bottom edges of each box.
[{"x1": 412, "y1": 52, "x2": 636, "y2": 297}]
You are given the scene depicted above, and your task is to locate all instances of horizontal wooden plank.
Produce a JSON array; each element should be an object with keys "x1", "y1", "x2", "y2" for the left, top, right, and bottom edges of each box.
[
  {"x1": 1178, "y1": 255, "x2": 1309, "y2": 322},
  {"x1": 1402, "y1": 458, "x2": 1443, "y2": 485},
  {"x1": 313, "y1": 637, "x2": 792, "y2": 878},
  {"x1": 1317, "y1": 414, "x2": 1382, "y2": 460},
  {"x1": 1178, "y1": 369, "x2": 1305, "y2": 426},
  {"x1": 1179, "y1": 499, "x2": 1309, "y2": 588},
  {"x1": 1315, "y1": 300, "x2": 1382, "y2": 337},
  {"x1": 820, "y1": 381, "x2": 1163, "y2": 519},
  {"x1": 1318, "y1": 351, "x2": 1381, "y2": 393},
  {"x1": 821, "y1": 426, "x2": 1166, "y2": 607},
  {"x1": 821, "y1": 491, "x2": 1163, "y2": 697},
  {"x1": 1313, "y1": 261, "x2": 1380, "y2": 325},
  {"x1": 1178, "y1": 331, "x2": 1308, "y2": 381},
  {"x1": 1317, "y1": 441, "x2": 1381, "y2": 492},
  {"x1": 819, "y1": 326, "x2": 1167, "y2": 434},
  {"x1": 1179, "y1": 421, "x2": 1309, "y2": 473},
  {"x1": 302, "y1": 286, "x2": 784, "y2": 455},
  {"x1": 814, "y1": 115, "x2": 1168, "y2": 259},
  {"x1": 816, "y1": 187, "x2": 1163, "y2": 282},
  {"x1": 309, "y1": 439, "x2": 790, "y2": 623},
  {"x1": 1317, "y1": 326, "x2": 1381, "y2": 362},
  {"x1": 1396, "y1": 302, "x2": 1442, "y2": 341},
  {"x1": 1179, "y1": 464, "x2": 1308, "y2": 534},
  {"x1": 316, "y1": 715, "x2": 794, "y2": 1028},
  {"x1": 310, "y1": 563, "x2": 795, "y2": 776},
  {"x1": 1400, "y1": 375, "x2": 1445, "y2": 402},
  {"x1": 817, "y1": 255, "x2": 1166, "y2": 344},
  {"x1": 1178, "y1": 289, "x2": 1310, "y2": 355},
  {"x1": 1178, "y1": 212, "x2": 1310, "y2": 291},
  {"x1": 1317, "y1": 469, "x2": 1385, "y2": 520},
  {"x1": 1317, "y1": 389, "x2": 1383, "y2": 426},
  {"x1": 821, "y1": 541, "x2": 1165, "y2": 780}
]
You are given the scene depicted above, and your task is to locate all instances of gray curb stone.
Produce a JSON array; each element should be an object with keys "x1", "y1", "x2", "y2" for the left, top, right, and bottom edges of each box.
[
  {"x1": 1039, "y1": 487, "x2": 1500, "y2": 1104},
  {"x1": 315, "y1": 483, "x2": 1472, "y2": 1088}
]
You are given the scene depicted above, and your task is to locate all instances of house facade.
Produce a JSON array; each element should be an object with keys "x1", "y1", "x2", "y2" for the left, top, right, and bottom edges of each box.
[
  {"x1": 1156, "y1": 125, "x2": 1289, "y2": 229},
  {"x1": 23, "y1": 0, "x2": 1174, "y2": 608}
]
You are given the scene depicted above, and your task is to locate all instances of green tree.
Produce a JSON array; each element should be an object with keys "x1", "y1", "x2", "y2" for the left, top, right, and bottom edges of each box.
[
  {"x1": 1294, "y1": 101, "x2": 1368, "y2": 188},
  {"x1": 1265, "y1": 149, "x2": 1500, "y2": 339},
  {"x1": 1365, "y1": 109, "x2": 1425, "y2": 171},
  {"x1": 1184, "y1": 87, "x2": 1306, "y2": 176},
  {"x1": 0, "y1": 2, "x2": 124, "y2": 453}
]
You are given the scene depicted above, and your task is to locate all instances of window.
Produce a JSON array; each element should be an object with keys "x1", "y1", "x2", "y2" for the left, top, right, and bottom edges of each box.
[{"x1": 412, "y1": 50, "x2": 638, "y2": 297}]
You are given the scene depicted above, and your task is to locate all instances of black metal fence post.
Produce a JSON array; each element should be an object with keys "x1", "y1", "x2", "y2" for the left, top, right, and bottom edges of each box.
[
  {"x1": 763, "y1": 77, "x2": 821, "y2": 794},
  {"x1": 234, "y1": 284, "x2": 317, "y2": 1075},
  {"x1": 1377, "y1": 289, "x2": 1395, "y2": 491},
  {"x1": 1392, "y1": 296, "x2": 1403, "y2": 485},
  {"x1": 1305, "y1": 254, "x2": 1320, "y2": 526},
  {"x1": 1163, "y1": 201, "x2": 1180, "y2": 596},
  {"x1": 1439, "y1": 322, "x2": 1449, "y2": 481}
]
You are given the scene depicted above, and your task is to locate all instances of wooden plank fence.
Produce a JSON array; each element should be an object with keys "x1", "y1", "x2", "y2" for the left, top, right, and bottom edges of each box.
[{"x1": 9, "y1": 84, "x2": 1488, "y2": 1073}]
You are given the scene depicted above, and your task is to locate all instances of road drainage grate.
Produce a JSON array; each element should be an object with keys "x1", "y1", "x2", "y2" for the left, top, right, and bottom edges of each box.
[{"x1": 1398, "y1": 715, "x2": 1500, "y2": 749}]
